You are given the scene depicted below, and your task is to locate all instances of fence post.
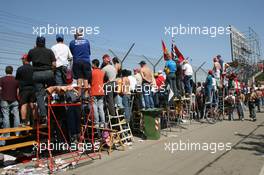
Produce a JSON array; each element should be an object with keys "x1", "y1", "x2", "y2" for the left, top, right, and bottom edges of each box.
[{"x1": 194, "y1": 61, "x2": 206, "y2": 84}]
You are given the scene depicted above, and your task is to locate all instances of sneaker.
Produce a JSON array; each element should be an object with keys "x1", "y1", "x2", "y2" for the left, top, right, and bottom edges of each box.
[
  {"x1": 174, "y1": 97, "x2": 180, "y2": 101},
  {"x1": 99, "y1": 123, "x2": 105, "y2": 128},
  {"x1": 0, "y1": 140, "x2": 5, "y2": 146},
  {"x1": 241, "y1": 118, "x2": 244, "y2": 121},
  {"x1": 94, "y1": 124, "x2": 99, "y2": 128},
  {"x1": 19, "y1": 123, "x2": 26, "y2": 128},
  {"x1": 19, "y1": 122, "x2": 29, "y2": 128}
]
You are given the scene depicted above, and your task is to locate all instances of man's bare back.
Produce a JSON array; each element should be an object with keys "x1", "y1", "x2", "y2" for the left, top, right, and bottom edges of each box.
[{"x1": 140, "y1": 65, "x2": 153, "y2": 83}]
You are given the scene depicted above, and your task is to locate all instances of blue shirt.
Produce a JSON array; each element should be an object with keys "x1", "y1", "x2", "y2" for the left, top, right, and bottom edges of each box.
[
  {"x1": 69, "y1": 39, "x2": 91, "y2": 62},
  {"x1": 205, "y1": 75, "x2": 213, "y2": 88},
  {"x1": 165, "y1": 60, "x2": 176, "y2": 73}
]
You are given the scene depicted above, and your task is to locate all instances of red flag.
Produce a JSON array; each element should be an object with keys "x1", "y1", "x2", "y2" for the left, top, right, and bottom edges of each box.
[
  {"x1": 173, "y1": 43, "x2": 185, "y2": 63},
  {"x1": 161, "y1": 40, "x2": 170, "y2": 60}
]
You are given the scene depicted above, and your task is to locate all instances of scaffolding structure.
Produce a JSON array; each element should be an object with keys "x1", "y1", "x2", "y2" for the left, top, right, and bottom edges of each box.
[
  {"x1": 229, "y1": 25, "x2": 262, "y2": 82},
  {"x1": 36, "y1": 90, "x2": 101, "y2": 173}
]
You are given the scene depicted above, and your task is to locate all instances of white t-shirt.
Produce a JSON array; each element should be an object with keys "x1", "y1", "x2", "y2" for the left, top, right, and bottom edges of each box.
[
  {"x1": 51, "y1": 43, "x2": 73, "y2": 67},
  {"x1": 133, "y1": 73, "x2": 142, "y2": 86},
  {"x1": 212, "y1": 77, "x2": 217, "y2": 90},
  {"x1": 128, "y1": 76, "x2": 137, "y2": 91},
  {"x1": 182, "y1": 63, "x2": 193, "y2": 76}
]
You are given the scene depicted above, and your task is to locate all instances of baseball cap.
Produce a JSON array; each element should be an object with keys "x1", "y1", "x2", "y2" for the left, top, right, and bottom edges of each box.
[
  {"x1": 139, "y1": 61, "x2": 146, "y2": 65},
  {"x1": 21, "y1": 54, "x2": 28, "y2": 61}
]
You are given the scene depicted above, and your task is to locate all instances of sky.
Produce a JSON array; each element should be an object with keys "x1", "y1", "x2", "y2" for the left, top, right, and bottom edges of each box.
[{"x1": 0, "y1": 0, "x2": 263, "y2": 78}]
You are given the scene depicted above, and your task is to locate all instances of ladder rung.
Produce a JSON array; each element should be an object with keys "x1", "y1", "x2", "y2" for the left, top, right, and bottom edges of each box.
[
  {"x1": 120, "y1": 136, "x2": 133, "y2": 141},
  {"x1": 109, "y1": 115, "x2": 125, "y2": 119},
  {"x1": 111, "y1": 123, "x2": 127, "y2": 127},
  {"x1": 118, "y1": 129, "x2": 131, "y2": 133}
]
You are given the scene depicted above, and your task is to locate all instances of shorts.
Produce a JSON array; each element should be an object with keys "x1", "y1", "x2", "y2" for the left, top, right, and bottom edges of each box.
[
  {"x1": 20, "y1": 90, "x2": 36, "y2": 105},
  {"x1": 72, "y1": 60, "x2": 91, "y2": 82}
]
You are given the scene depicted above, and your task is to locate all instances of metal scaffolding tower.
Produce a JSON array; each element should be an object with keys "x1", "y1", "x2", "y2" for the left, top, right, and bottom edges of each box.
[{"x1": 229, "y1": 25, "x2": 262, "y2": 82}]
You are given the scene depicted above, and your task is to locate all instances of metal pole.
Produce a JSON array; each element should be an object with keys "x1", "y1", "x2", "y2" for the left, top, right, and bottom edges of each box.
[
  {"x1": 108, "y1": 43, "x2": 135, "y2": 67},
  {"x1": 142, "y1": 55, "x2": 154, "y2": 66},
  {"x1": 194, "y1": 61, "x2": 206, "y2": 83},
  {"x1": 229, "y1": 25, "x2": 234, "y2": 62},
  {"x1": 121, "y1": 43, "x2": 135, "y2": 65},
  {"x1": 153, "y1": 55, "x2": 164, "y2": 73},
  {"x1": 108, "y1": 49, "x2": 119, "y2": 58},
  {"x1": 200, "y1": 68, "x2": 208, "y2": 74},
  {"x1": 142, "y1": 55, "x2": 155, "y2": 71}
]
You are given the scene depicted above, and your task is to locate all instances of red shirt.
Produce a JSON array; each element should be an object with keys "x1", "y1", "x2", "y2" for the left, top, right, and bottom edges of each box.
[
  {"x1": 91, "y1": 68, "x2": 105, "y2": 96},
  {"x1": 0, "y1": 75, "x2": 19, "y2": 102},
  {"x1": 155, "y1": 75, "x2": 165, "y2": 89}
]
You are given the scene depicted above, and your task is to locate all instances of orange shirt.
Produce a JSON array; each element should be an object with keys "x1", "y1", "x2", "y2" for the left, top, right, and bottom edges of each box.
[{"x1": 91, "y1": 68, "x2": 105, "y2": 96}]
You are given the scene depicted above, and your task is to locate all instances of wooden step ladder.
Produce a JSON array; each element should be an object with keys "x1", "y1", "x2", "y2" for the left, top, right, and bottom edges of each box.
[{"x1": 108, "y1": 108, "x2": 133, "y2": 145}]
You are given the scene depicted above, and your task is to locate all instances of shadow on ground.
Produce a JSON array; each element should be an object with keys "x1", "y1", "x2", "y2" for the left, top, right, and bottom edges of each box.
[{"x1": 233, "y1": 123, "x2": 264, "y2": 156}]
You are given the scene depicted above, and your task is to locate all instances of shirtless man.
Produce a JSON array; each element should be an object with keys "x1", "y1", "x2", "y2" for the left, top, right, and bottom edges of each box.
[
  {"x1": 140, "y1": 61, "x2": 153, "y2": 83},
  {"x1": 213, "y1": 57, "x2": 221, "y2": 87},
  {"x1": 139, "y1": 61, "x2": 154, "y2": 109}
]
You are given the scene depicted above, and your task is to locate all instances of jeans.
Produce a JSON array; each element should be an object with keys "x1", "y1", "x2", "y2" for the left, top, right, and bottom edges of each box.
[
  {"x1": 176, "y1": 76, "x2": 184, "y2": 96},
  {"x1": 261, "y1": 97, "x2": 264, "y2": 106},
  {"x1": 122, "y1": 95, "x2": 131, "y2": 121},
  {"x1": 1, "y1": 100, "x2": 20, "y2": 136},
  {"x1": 114, "y1": 95, "x2": 123, "y2": 108},
  {"x1": 236, "y1": 102, "x2": 244, "y2": 119},
  {"x1": 133, "y1": 92, "x2": 143, "y2": 111},
  {"x1": 34, "y1": 83, "x2": 48, "y2": 118},
  {"x1": 153, "y1": 92, "x2": 160, "y2": 108},
  {"x1": 55, "y1": 66, "x2": 67, "y2": 85},
  {"x1": 212, "y1": 89, "x2": 218, "y2": 105},
  {"x1": 142, "y1": 83, "x2": 154, "y2": 108},
  {"x1": 249, "y1": 102, "x2": 256, "y2": 119},
  {"x1": 104, "y1": 81, "x2": 116, "y2": 116},
  {"x1": 33, "y1": 70, "x2": 54, "y2": 118},
  {"x1": 205, "y1": 87, "x2": 212, "y2": 103},
  {"x1": 256, "y1": 99, "x2": 261, "y2": 112},
  {"x1": 184, "y1": 75, "x2": 192, "y2": 94},
  {"x1": 228, "y1": 107, "x2": 234, "y2": 120},
  {"x1": 167, "y1": 73, "x2": 179, "y2": 98},
  {"x1": 66, "y1": 106, "x2": 81, "y2": 137},
  {"x1": 141, "y1": 93, "x2": 145, "y2": 108},
  {"x1": 93, "y1": 96, "x2": 105, "y2": 125}
]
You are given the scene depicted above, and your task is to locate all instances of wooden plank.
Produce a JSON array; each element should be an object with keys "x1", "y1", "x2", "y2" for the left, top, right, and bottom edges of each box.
[
  {"x1": 0, "y1": 124, "x2": 47, "y2": 134},
  {"x1": 0, "y1": 134, "x2": 31, "y2": 141},
  {"x1": 0, "y1": 141, "x2": 36, "y2": 152},
  {"x1": 0, "y1": 127, "x2": 33, "y2": 134}
]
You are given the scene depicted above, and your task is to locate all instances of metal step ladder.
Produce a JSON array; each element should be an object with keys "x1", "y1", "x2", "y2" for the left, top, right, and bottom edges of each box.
[{"x1": 217, "y1": 87, "x2": 225, "y2": 120}]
